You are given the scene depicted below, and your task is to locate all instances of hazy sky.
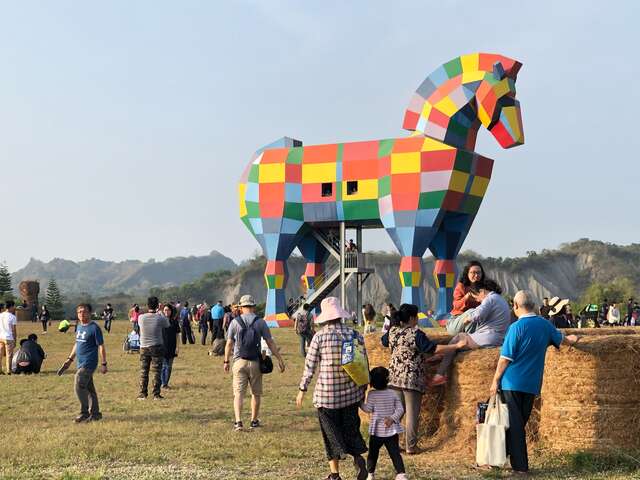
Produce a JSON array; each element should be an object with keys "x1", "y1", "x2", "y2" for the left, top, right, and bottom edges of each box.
[{"x1": 2, "y1": 1, "x2": 639, "y2": 272}]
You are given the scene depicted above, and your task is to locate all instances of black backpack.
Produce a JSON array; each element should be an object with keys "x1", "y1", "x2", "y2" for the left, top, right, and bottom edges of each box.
[
  {"x1": 295, "y1": 310, "x2": 312, "y2": 335},
  {"x1": 235, "y1": 316, "x2": 261, "y2": 361}
]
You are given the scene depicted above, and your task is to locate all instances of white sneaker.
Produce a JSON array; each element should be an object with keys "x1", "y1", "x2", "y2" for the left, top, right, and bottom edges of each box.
[
  {"x1": 395, "y1": 474, "x2": 409, "y2": 480},
  {"x1": 367, "y1": 474, "x2": 375, "y2": 480}
]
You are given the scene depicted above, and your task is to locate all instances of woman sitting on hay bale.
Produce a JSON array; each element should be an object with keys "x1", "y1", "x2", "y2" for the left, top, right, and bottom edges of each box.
[
  {"x1": 385, "y1": 304, "x2": 466, "y2": 454},
  {"x1": 430, "y1": 279, "x2": 511, "y2": 387},
  {"x1": 445, "y1": 260, "x2": 485, "y2": 334}
]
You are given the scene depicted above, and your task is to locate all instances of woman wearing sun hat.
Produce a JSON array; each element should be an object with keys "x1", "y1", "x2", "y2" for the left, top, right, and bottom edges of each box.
[
  {"x1": 297, "y1": 296, "x2": 368, "y2": 480},
  {"x1": 549, "y1": 298, "x2": 571, "y2": 329}
]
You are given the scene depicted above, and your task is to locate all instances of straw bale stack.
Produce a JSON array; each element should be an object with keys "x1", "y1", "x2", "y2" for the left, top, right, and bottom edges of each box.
[
  {"x1": 364, "y1": 329, "x2": 640, "y2": 459},
  {"x1": 538, "y1": 334, "x2": 640, "y2": 452}
]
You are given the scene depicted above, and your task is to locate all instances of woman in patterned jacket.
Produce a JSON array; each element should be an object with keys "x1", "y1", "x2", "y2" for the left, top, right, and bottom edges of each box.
[{"x1": 387, "y1": 304, "x2": 465, "y2": 454}]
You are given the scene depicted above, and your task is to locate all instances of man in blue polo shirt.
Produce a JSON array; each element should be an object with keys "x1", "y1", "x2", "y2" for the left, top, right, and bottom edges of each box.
[
  {"x1": 490, "y1": 290, "x2": 577, "y2": 474},
  {"x1": 60, "y1": 303, "x2": 108, "y2": 423},
  {"x1": 211, "y1": 301, "x2": 225, "y2": 342}
]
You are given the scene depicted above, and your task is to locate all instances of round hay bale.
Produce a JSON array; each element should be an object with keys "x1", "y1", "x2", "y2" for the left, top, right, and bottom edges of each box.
[{"x1": 538, "y1": 334, "x2": 640, "y2": 452}]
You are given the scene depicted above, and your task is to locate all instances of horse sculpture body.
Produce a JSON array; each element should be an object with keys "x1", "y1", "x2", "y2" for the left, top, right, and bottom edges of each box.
[{"x1": 239, "y1": 53, "x2": 524, "y2": 324}]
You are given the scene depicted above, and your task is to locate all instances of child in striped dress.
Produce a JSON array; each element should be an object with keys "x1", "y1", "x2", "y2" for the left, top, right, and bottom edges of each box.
[{"x1": 360, "y1": 366, "x2": 408, "y2": 480}]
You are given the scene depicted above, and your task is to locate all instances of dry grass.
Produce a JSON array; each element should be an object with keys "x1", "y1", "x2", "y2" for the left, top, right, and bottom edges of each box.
[{"x1": 0, "y1": 322, "x2": 638, "y2": 479}]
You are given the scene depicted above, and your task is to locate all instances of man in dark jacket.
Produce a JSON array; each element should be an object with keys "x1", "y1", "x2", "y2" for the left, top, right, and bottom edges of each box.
[
  {"x1": 13, "y1": 334, "x2": 46, "y2": 374},
  {"x1": 161, "y1": 305, "x2": 180, "y2": 389},
  {"x1": 199, "y1": 305, "x2": 212, "y2": 345}
]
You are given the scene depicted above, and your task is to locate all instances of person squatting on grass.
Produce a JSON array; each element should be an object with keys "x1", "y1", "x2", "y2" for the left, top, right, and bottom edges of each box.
[
  {"x1": 297, "y1": 296, "x2": 369, "y2": 480},
  {"x1": 60, "y1": 303, "x2": 108, "y2": 423},
  {"x1": 11, "y1": 333, "x2": 46, "y2": 374},
  {"x1": 359, "y1": 366, "x2": 408, "y2": 480},
  {"x1": 224, "y1": 294, "x2": 286, "y2": 431},
  {"x1": 490, "y1": 290, "x2": 578, "y2": 474},
  {"x1": 137, "y1": 296, "x2": 170, "y2": 400}
]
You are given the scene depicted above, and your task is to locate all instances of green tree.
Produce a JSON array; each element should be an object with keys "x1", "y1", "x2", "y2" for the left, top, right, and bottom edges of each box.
[
  {"x1": 45, "y1": 278, "x2": 66, "y2": 320},
  {"x1": 0, "y1": 262, "x2": 13, "y2": 301},
  {"x1": 580, "y1": 277, "x2": 636, "y2": 313}
]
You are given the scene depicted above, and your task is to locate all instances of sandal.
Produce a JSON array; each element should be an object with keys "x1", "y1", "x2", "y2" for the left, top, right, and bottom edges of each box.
[{"x1": 429, "y1": 374, "x2": 448, "y2": 387}]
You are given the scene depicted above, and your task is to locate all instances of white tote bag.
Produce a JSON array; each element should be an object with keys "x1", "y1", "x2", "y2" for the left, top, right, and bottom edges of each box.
[
  {"x1": 485, "y1": 394, "x2": 510, "y2": 428},
  {"x1": 476, "y1": 395, "x2": 508, "y2": 467}
]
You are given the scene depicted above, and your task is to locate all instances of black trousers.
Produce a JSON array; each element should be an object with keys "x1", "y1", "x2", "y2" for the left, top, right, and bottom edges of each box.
[
  {"x1": 367, "y1": 434, "x2": 405, "y2": 474},
  {"x1": 200, "y1": 323, "x2": 209, "y2": 345},
  {"x1": 502, "y1": 390, "x2": 536, "y2": 472},
  {"x1": 181, "y1": 324, "x2": 195, "y2": 344}
]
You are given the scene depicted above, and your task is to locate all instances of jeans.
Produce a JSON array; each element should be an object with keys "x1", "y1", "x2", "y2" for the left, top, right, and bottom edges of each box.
[
  {"x1": 75, "y1": 368, "x2": 100, "y2": 416},
  {"x1": 139, "y1": 345, "x2": 165, "y2": 397},
  {"x1": 367, "y1": 434, "x2": 405, "y2": 474},
  {"x1": 104, "y1": 318, "x2": 112, "y2": 333},
  {"x1": 502, "y1": 390, "x2": 536, "y2": 472},
  {"x1": 436, "y1": 333, "x2": 479, "y2": 376},
  {"x1": 161, "y1": 357, "x2": 174, "y2": 387}
]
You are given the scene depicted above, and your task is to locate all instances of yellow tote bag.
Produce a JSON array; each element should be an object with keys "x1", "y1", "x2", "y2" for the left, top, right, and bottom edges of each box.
[{"x1": 340, "y1": 335, "x2": 370, "y2": 386}]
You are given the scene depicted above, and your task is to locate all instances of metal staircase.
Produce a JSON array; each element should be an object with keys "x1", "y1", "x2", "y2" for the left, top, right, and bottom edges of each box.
[{"x1": 288, "y1": 225, "x2": 375, "y2": 319}]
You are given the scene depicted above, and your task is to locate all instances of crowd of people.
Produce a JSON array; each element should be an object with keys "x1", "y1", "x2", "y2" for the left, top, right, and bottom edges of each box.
[{"x1": 0, "y1": 258, "x2": 622, "y2": 479}]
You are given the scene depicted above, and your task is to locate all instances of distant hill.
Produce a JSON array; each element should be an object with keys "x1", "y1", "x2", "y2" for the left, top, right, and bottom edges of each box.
[
  {"x1": 12, "y1": 251, "x2": 237, "y2": 296},
  {"x1": 150, "y1": 239, "x2": 640, "y2": 311}
]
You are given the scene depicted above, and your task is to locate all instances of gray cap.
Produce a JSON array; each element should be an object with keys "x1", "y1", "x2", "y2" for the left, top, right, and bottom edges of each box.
[{"x1": 238, "y1": 295, "x2": 256, "y2": 307}]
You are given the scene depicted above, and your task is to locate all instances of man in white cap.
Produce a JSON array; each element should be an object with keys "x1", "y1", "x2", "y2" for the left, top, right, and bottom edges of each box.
[{"x1": 224, "y1": 294, "x2": 285, "y2": 431}]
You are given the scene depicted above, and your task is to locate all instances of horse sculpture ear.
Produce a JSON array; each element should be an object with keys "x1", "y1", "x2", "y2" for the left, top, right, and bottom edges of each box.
[{"x1": 493, "y1": 62, "x2": 506, "y2": 81}]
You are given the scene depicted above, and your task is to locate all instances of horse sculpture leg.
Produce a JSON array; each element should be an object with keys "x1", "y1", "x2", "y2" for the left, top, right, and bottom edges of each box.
[
  {"x1": 259, "y1": 230, "x2": 302, "y2": 326},
  {"x1": 428, "y1": 212, "x2": 476, "y2": 319},
  {"x1": 384, "y1": 223, "x2": 437, "y2": 313},
  {"x1": 399, "y1": 255, "x2": 427, "y2": 311},
  {"x1": 264, "y1": 259, "x2": 290, "y2": 324},
  {"x1": 297, "y1": 233, "x2": 330, "y2": 301}
]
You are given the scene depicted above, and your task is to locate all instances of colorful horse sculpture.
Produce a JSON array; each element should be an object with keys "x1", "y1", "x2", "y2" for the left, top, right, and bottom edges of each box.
[{"x1": 239, "y1": 53, "x2": 523, "y2": 325}]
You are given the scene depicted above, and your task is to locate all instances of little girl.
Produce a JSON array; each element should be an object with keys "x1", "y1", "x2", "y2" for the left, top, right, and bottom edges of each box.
[{"x1": 360, "y1": 366, "x2": 408, "y2": 480}]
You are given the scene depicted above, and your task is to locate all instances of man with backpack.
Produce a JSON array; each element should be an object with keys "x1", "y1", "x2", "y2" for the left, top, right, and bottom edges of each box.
[
  {"x1": 223, "y1": 294, "x2": 286, "y2": 431},
  {"x1": 12, "y1": 334, "x2": 46, "y2": 374},
  {"x1": 294, "y1": 303, "x2": 314, "y2": 357},
  {"x1": 180, "y1": 302, "x2": 194, "y2": 345}
]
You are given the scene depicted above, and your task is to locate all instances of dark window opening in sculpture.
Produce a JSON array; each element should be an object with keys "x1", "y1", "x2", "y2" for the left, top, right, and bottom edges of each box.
[
  {"x1": 346, "y1": 181, "x2": 358, "y2": 195},
  {"x1": 321, "y1": 183, "x2": 333, "y2": 197}
]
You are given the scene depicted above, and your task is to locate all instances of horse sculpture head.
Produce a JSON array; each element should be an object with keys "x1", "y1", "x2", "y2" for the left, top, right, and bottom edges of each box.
[{"x1": 403, "y1": 53, "x2": 523, "y2": 150}]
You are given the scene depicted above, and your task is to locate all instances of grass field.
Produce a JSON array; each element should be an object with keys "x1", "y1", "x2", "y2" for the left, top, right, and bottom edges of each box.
[{"x1": 0, "y1": 320, "x2": 638, "y2": 480}]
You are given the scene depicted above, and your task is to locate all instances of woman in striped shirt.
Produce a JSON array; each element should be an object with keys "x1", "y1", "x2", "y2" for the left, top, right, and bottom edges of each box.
[{"x1": 360, "y1": 366, "x2": 407, "y2": 480}]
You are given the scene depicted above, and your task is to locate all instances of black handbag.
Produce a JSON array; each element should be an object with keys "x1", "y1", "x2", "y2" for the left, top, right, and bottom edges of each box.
[{"x1": 259, "y1": 354, "x2": 273, "y2": 374}]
